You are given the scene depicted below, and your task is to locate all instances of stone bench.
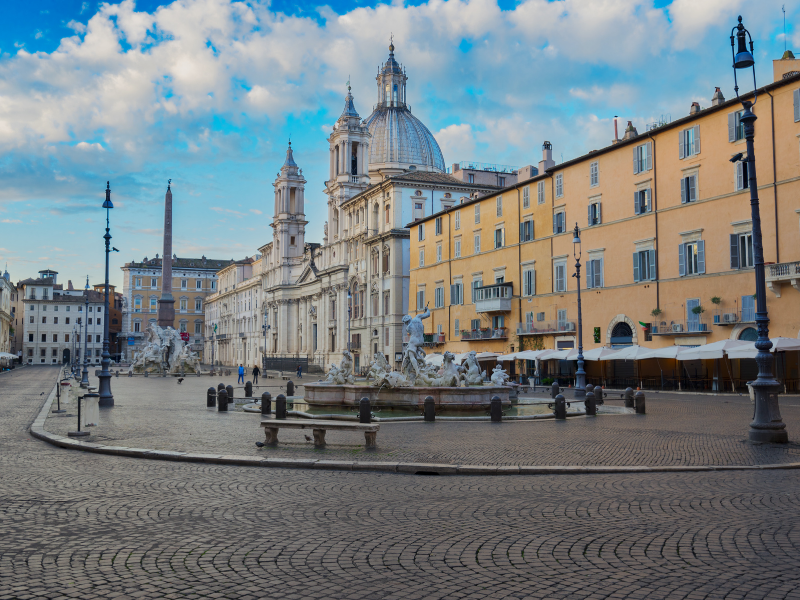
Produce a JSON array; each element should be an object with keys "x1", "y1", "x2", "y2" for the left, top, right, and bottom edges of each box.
[
  {"x1": 260, "y1": 418, "x2": 379, "y2": 449},
  {"x1": 281, "y1": 374, "x2": 291, "y2": 380}
]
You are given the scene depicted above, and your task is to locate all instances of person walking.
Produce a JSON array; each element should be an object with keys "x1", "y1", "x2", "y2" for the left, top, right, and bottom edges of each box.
[
  {"x1": 296, "y1": 364, "x2": 302, "y2": 379},
  {"x1": 252, "y1": 364, "x2": 260, "y2": 385},
  {"x1": 237, "y1": 364, "x2": 245, "y2": 384}
]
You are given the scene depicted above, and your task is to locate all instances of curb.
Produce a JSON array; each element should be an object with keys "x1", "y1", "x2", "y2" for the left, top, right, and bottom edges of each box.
[{"x1": 30, "y1": 378, "x2": 800, "y2": 476}]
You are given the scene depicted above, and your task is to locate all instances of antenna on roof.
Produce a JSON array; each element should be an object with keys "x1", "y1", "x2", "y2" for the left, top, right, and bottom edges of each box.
[{"x1": 783, "y1": 5, "x2": 787, "y2": 53}]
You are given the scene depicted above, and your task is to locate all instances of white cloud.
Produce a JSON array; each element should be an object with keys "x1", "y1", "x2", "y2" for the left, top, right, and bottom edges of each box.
[
  {"x1": 1, "y1": 219, "x2": 22, "y2": 223},
  {"x1": 75, "y1": 141, "x2": 105, "y2": 151},
  {"x1": 434, "y1": 124, "x2": 476, "y2": 163}
]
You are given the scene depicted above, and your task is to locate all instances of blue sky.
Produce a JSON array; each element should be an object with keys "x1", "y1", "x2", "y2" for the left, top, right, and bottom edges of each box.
[{"x1": 0, "y1": 0, "x2": 797, "y2": 289}]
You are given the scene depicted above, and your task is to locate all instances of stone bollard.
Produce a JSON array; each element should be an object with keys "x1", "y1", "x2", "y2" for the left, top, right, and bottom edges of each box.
[
  {"x1": 287, "y1": 380, "x2": 295, "y2": 397},
  {"x1": 635, "y1": 391, "x2": 646, "y2": 414},
  {"x1": 128, "y1": 371, "x2": 132, "y2": 377},
  {"x1": 554, "y1": 394, "x2": 566, "y2": 420},
  {"x1": 550, "y1": 381, "x2": 560, "y2": 399},
  {"x1": 207, "y1": 387, "x2": 216, "y2": 408},
  {"x1": 624, "y1": 387, "x2": 635, "y2": 408},
  {"x1": 115, "y1": 371, "x2": 119, "y2": 378},
  {"x1": 585, "y1": 391, "x2": 596, "y2": 416},
  {"x1": 226, "y1": 385, "x2": 234, "y2": 405},
  {"x1": 423, "y1": 396, "x2": 435, "y2": 422},
  {"x1": 490, "y1": 395, "x2": 502, "y2": 422},
  {"x1": 594, "y1": 386, "x2": 604, "y2": 403},
  {"x1": 217, "y1": 382, "x2": 225, "y2": 393},
  {"x1": 359, "y1": 397, "x2": 371, "y2": 424},
  {"x1": 144, "y1": 371, "x2": 149, "y2": 378},
  {"x1": 261, "y1": 392, "x2": 272, "y2": 416},
  {"x1": 217, "y1": 388, "x2": 228, "y2": 412},
  {"x1": 245, "y1": 381, "x2": 252, "y2": 398},
  {"x1": 196, "y1": 371, "x2": 200, "y2": 377},
  {"x1": 585, "y1": 383, "x2": 594, "y2": 396},
  {"x1": 275, "y1": 394, "x2": 287, "y2": 419}
]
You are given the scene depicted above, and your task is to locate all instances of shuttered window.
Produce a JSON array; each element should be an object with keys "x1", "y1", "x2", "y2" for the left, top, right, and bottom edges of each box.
[
  {"x1": 537, "y1": 181, "x2": 545, "y2": 204},
  {"x1": 419, "y1": 249, "x2": 424, "y2": 267},
  {"x1": 520, "y1": 220, "x2": 534, "y2": 242},
  {"x1": 586, "y1": 258, "x2": 603, "y2": 289},
  {"x1": 474, "y1": 233, "x2": 481, "y2": 254},
  {"x1": 679, "y1": 241, "x2": 705, "y2": 276},
  {"x1": 474, "y1": 204, "x2": 480, "y2": 224},
  {"x1": 471, "y1": 279, "x2": 483, "y2": 303},
  {"x1": 634, "y1": 189, "x2": 652, "y2": 214},
  {"x1": 554, "y1": 262, "x2": 566, "y2": 292},
  {"x1": 633, "y1": 250, "x2": 657, "y2": 282},
  {"x1": 522, "y1": 269, "x2": 536, "y2": 296},
  {"x1": 436, "y1": 244, "x2": 442, "y2": 263},
  {"x1": 555, "y1": 174, "x2": 563, "y2": 197},
  {"x1": 679, "y1": 125, "x2": 701, "y2": 159},
  {"x1": 496, "y1": 196, "x2": 503, "y2": 217},
  {"x1": 454, "y1": 318, "x2": 460, "y2": 336},
  {"x1": 633, "y1": 142, "x2": 653, "y2": 174},
  {"x1": 735, "y1": 160, "x2": 749, "y2": 191},
  {"x1": 416, "y1": 290, "x2": 425, "y2": 310},
  {"x1": 588, "y1": 202, "x2": 601, "y2": 226},
  {"x1": 553, "y1": 211, "x2": 565, "y2": 234},
  {"x1": 454, "y1": 238, "x2": 461, "y2": 258},
  {"x1": 522, "y1": 186, "x2": 530, "y2": 208},
  {"x1": 494, "y1": 228, "x2": 505, "y2": 249},
  {"x1": 728, "y1": 110, "x2": 745, "y2": 142},
  {"x1": 590, "y1": 161, "x2": 599, "y2": 186},
  {"x1": 435, "y1": 217, "x2": 442, "y2": 235},
  {"x1": 731, "y1": 232, "x2": 753, "y2": 269},
  {"x1": 454, "y1": 211, "x2": 460, "y2": 230},
  {"x1": 434, "y1": 287, "x2": 444, "y2": 308},
  {"x1": 450, "y1": 283, "x2": 463, "y2": 305},
  {"x1": 418, "y1": 224, "x2": 424, "y2": 241},
  {"x1": 680, "y1": 175, "x2": 697, "y2": 203},
  {"x1": 795, "y1": 89, "x2": 800, "y2": 122}
]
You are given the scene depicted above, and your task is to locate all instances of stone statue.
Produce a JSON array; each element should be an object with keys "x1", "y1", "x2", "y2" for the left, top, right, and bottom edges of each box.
[
  {"x1": 366, "y1": 352, "x2": 390, "y2": 384},
  {"x1": 324, "y1": 350, "x2": 355, "y2": 385},
  {"x1": 128, "y1": 323, "x2": 202, "y2": 374},
  {"x1": 490, "y1": 363, "x2": 511, "y2": 386},
  {"x1": 401, "y1": 304, "x2": 430, "y2": 381},
  {"x1": 460, "y1": 351, "x2": 486, "y2": 386},
  {"x1": 416, "y1": 351, "x2": 461, "y2": 387},
  {"x1": 323, "y1": 221, "x2": 328, "y2": 238}
]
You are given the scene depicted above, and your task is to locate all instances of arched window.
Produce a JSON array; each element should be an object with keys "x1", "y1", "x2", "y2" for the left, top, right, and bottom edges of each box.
[
  {"x1": 385, "y1": 83, "x2": 390, "y2": 103},
  {"x1": 393, "y1": 84, "x2": 398, "y2": 104},
  {"x1": 610, "y1": 322, "x2": 633, "y2": 346},
  {"x1": 738, "y1": 327, "x2": 758, "y2": 341}
]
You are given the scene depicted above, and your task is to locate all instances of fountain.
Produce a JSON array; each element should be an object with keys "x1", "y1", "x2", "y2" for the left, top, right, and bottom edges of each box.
[
  {"x1": 303, "y1": 306, "x2": 511, "y2": 410},
  {"x1": 128, "y1": 323, "x2": 203, "y2": 375}
]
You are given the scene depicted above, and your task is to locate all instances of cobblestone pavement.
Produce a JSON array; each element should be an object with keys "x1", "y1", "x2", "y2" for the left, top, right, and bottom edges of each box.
[
  {"x1": 42, "y1": 373, "x2": 800, "y2": 467},
  {"x1": 3, "y1": 367, "x2": 800, "y2": 599}
]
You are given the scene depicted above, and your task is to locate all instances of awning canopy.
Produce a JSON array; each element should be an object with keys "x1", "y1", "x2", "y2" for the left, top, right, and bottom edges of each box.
[
  {"x1": 606, "y1": 345, "x2": 653, "y2": 361},
  {"x1": 636, "y1": 346, "x2": 696, "y2": 360},
  {"x1": 580, "y1": 347, "x2": 623, "y2": 361},
  {"x1": 725, "y1": 337, "x2": 800, "y2": 359},
  {"x1": 678, "y1": 339, "x2": 751, "y2": 361}
]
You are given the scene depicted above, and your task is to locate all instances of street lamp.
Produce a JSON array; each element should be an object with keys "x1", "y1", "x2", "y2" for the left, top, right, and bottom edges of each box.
[
  {"x1": 80, "y1": 276, "x2": 90, "y2": 388},
  {"x1": 729, "y1": 16, "x2": 788, "y2": 443},
  {"x1": 98, "y1": 182, "x2": 116, "y2": 407},
  {"x1": 262, "y1": 309, "x2": 270, "y2": 371},
  {"x1": 347, "y1": 289, "x2": 352, "y2": 353},
  {"x1": 572, "y1": 223, "x2": 585, "y2": 398}
]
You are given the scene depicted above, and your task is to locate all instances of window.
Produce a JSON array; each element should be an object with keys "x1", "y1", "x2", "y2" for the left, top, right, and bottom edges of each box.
[
  {"x1": 96, "y1": 335, "x2": 100, "y2": 343},
  {"x1": 151, "y1": 278, "x2": 158, "y2": 288},
  {"x1": 196, "y1": 280, "x2": 202, "y2": 290},
  {"x1": 679, "y1": 125, "x2": 700, "y2": 158},
  {"x1": 499, "y1": 177, "x2": 505, "y2": 187},
  {"x1": 520, "y1": 220, "x2": 534, "y2": 242},
  {"x1": 65, "y1": 317, "x2": 70, "y2": 325},
  {"x1": 468, "y1": 173, "x2": 474, "y2": 183},
  {"x1": 454, "y1": 211, "x2": 461, "y2": 230},
  {"x1": 735, "y1": 159, "x2": 749, "y2": 191},
  {"x1": 133, "y1": 297, "x2": 141, "y2": 312},
  {"x1": 728, "y1": 110, "x2": 745, "y2": 142},
  {"x1": 523, "y1": 269, "x2": 535, "y2": 296},
  {"x1": 494, "y1": 228, "x2": 505, "y2": 249},
  {"x1": 180, "y1": 298, "x2": 188, "y2": 312},
  {"x1": 416, "y1": 289, "x2": 425, "y2": 310},
  {"x1": 97, "y1": 307, "x2": 101, "y2": 314},
  {"x1": 731, "y1": 232, "x2": 753, "y2": 269},
  {"x1": 588, "y1": 202, "x2": 601, "y2": 226},
  {"x1": 741, "y1": 295, "x2": 755, "y2": 322},
  {"x1": 211, "y1": 281, "x2": 216, "y2": 290},
  {"x1": 385, "y1": 204, "x2": 391, "y2": 224},
  {"x1": 680, "y1": 175, "x2": 697, "y2": 204},
  {"x1": 557, "y1": 309, "x2": 567, "y2": 329},
  {"x1": 471, "y1": 318, "x2": 481, "y2": 331},
  {"x1": 53, "y1": 334, "x2": 58, "y2": 343},
  {"x1": 195, "y1": 322, "x2": 201, "y2": 334},
  {"x1": 590, "y1": 161, "x2": 598, "y2": 186},
  {"x1": 795, "y1": 89, "x2": 800, "y2": 122},
  {"x1": 96, "y1": 318, "x2": 101, "y2": 326},
  {"x1": 554, "y1": 262, "x2": 566, "y2": 292},
  {"x1": 66, "y1": 306, "x2": 70, "y2": 312},
  {"x1": 384, "y1": 293, "x2": 390, "y2": 315},
  {"x1": 28, "y1": 333, "x2": 33, "y2": 342},
  {"x1": 42, "y1": 316, "x2": 46, "y2": 324},
  {"x1": 180, "y1": 322, "x2": 187, "y2": 333},
  {"x1": 679, "y1": 241, "x2": 705, "y2": 276},
  {"x1": 523, "y1": 186, "x2": 530, "y2": 208},
  {"x1": 474, "y1": 204, "x2": 480, "y2": 224},
  {"x1": 454, "y1": 319, "x2": 460, "y2": 336},
  {"x1": 450, "y1": 283, "x2": 463, "y2": 305},
  {"x1": 555, "y1": 174, "x2": 563, "y2": 198},
  {"x1": 54, "y1": 305, "x2": 58, "y2": 311},
  {"x1": 195, "y1": 298, "x2": 202, "y2": 312},
  {"x1": 474, "y1": 233, "x2": 481, "y2": 254},
  {"x1": 633, "y1": 142, "x2": 652, "y2": 174},
  {"x1": 29, "y1": 315, "x2": 33, "y2": 324},
  {"x1": 419, "y1": 249, "x2": 424, "y2": 267},
  {"x1": 434, "y1": 286, "x2": 444, "y2": 308},
  {"x1": 633, "y1": 249, "x2": 657, "y2": 282},
  {"x1": 496, "y1": 196, "x2": 503, "y2": 217},
  {"x1": 54, "y1": 317, "x2": 58, "y2": 324},
  {"x1": 586, "y1": 258, "x2": 604, "y2": 289},
  {"x1": 150, "y1": 297, "x2": 157, "y2": 312},
  {"x1": 634, "y1": 189, "x2": 652, "y2": 214},
  {"x1": 88, "y1": 306, "x2": 92, "y2": 312},
  {"x1": 553, "y1": 211, "x2": 565, "y2": 234},
  {"x1": 134, "y1": 321, "x2": 141, "y2": 333},
  {"x1": 471, "y1": 279, "x2": 483, "y2": 303},
  {"x1": 435, "y1": 217, "x2": 442, "y2": 235},
  {"x1": 65, "y1": 334, "x2": 69, "y2": 343},
  {"x1": 135, "y1": 277, "x2": 142, "y2": 288},
  {"x1": 41, "y1": 334, "x2": 46, "y2": 343},
  {"x1": 537, "y1": 181, "x2": 545, "y2": 205},
  {"x1": 418, "y1": 224, "x2": 425, "y2": 241},
  {"x1": 436, "y1": 244, "x2": 442, "y2": 263},
  {"x1": 454, "y1": 238, "x2": 461, "y2": 258}
]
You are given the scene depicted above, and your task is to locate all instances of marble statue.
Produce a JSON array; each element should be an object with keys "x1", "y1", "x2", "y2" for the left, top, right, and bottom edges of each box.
[
  {"x1": 460, "y1": 351, "x2": 486, "y2": 386},
  {"x1": 401, "y1": 304, "x2": 430, "y2": 382},
  {"x1": 324, "y1": 350, "x2": 355, "y2": 385},
  {"x1": 490, "y1": 363, "x2": 511, "y2": 386},
  {"x1": 128, "y1": 323, "x2": 202, "y2": 374},
  {"x1": 366, "y1": 352, "x2": 390, "y2": 384},
  {"x1": 416, "y1": 351, "x2": 461, "y2": 387}
]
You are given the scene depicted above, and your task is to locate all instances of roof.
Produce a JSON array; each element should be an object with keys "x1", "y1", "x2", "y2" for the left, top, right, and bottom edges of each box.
[
  {"x1": 389, "y1": 171, "x2": 499, "y2": 189},
  {"x1": 123, "y1": 257, "x2": 235, "y2": 271},
  {"x1": 16, "y1": 278, "x2": 63, "y2": 288}
]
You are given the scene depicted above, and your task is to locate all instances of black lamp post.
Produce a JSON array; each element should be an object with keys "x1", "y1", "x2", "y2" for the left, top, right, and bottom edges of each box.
[
  {"x1": 572, "y1": 223, "x2": 585, "y2": 398},
  {"x1": 98, "y1": 182, "x2": 116, "y2": 407},
  {"x1": 80, "y1": 276, "x2": 90, "y2": 388},
  {"x1": 730, "y1": 16, "x2": 787, "y2": 443},
  {"x1": 262, "y1": 310, "x2": 270, "y2": 371}
]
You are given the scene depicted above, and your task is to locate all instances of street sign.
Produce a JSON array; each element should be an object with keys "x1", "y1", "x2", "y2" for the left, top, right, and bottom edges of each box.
[
  {"x1": 127, "y1": 336, "x2": 135, "y2": 346},
  {"x1": 180, "y1": 332, "x2": 190, "y2": 342}
]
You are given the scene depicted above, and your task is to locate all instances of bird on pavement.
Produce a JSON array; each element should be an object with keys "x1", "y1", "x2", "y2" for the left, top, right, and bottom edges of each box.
[
  {"x1": 304, "y1": 435, "x2": 312, "y2": 442},
  {"x1": 177, "y1": 378, "x2": 184, "y2": 384},
  {"x1": 255, "y1": 441, "x2": 265, "y2": 448}
]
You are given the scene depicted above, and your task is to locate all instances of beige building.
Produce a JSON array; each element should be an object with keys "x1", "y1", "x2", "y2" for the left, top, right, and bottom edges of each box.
[{"x1": 0, "y1": 269, "x2": 14, "y2": 355}]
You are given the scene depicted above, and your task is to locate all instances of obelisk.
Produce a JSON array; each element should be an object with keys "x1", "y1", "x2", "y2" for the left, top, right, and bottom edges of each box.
[{"x1": 157, "y1": 180, "x2": 175, "y2": 329}]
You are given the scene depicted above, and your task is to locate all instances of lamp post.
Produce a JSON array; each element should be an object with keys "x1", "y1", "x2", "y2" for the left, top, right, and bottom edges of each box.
[
  {"x1": 347, "y1": 289, "x2": 352, "y2": 353},
  {"x1": 572, "y1": 223, "x2": 585, "y2": 398},
  {"x1": 729, "y1": 16, "x2": 787, "y2": 443},
  {"x1": 98, "y1": 182, "x2": 115, "y2": 407},
  {"x1": 262, "y1": 311, "x2": 270, "y2": 371},
  {"x1": 80, "y1": 276, "x2": 90, "y2": 388},
  {"x1": 74, "y1": 321, "x2": 81, "y2": 378}
]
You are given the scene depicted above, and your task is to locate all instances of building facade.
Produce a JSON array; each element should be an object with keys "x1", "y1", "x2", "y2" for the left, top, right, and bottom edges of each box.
[
  {"x1": 0, "y1": 269, "x2": 14, "y2": 355},
  {"x1": 409, "y1": 64, "x2": 800, "y2": 379}
]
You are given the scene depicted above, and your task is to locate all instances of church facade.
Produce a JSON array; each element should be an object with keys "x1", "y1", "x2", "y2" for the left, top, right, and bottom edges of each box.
[{"x1": 204, "y1": 43, "x2": 498, "y2": 372}]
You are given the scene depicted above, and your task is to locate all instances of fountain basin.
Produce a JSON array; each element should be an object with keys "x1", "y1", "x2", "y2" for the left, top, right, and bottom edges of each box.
[{"x1": 303, "y1": 382, "x2": 511, "y2": 410}]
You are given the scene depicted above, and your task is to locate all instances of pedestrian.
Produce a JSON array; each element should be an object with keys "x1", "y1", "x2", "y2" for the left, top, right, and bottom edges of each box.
[
  {"x1": 296, "y1": 364, "x2": 302, "y2": 379},
  {"x1": 237, "y1": 364, "x2": 245, "y2": 384},
  {"x1": 252, "y1": 364, "x2": 260, "y2": 384}
]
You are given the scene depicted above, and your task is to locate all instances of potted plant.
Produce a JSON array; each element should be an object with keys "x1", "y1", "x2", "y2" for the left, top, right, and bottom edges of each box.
[
  {"x1": 711, "y1": 297, "x2": 722, "y2": 323},
  {"x1": 692, "y1": 305, "x2": 707, "y2": 331},
  {"x1": 650, "y1": 308, "x2": 662, "y2": 318}
]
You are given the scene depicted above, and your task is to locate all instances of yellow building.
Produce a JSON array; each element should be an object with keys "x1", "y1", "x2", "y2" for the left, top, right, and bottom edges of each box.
[{"x1": 409, "y1": 63, "x2": 800, "y2": 384}]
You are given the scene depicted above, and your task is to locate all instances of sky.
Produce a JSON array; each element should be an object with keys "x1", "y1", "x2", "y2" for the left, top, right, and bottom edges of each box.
[{"x1": 0, "y1": 0, "x2": 797, "y2": 290}]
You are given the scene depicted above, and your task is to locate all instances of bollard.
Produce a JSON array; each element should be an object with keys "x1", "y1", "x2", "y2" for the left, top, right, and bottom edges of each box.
[
  {"x1": 115, "y1": 371, "x2": 119, "y2": 378},
  {"x1": 275, "y1": 394, "x2": 287, "y2": 419},
  {"x1": 550, "y1": 381, "x2": 560, "y2": 399},
  {"x1": 217, "y1": 388, "x2": 228, "y2": 412},
  {"x1": 635, "y1": 391, "x2": 646, "y2": 414},
  {"x1": 245, "y1": 381, "x2": 252, "y2": 398},
  {"x1": 624, "y1": 387, "x2": 635, "y2": 408},
  {"x1": 196, "y1": 371, "x2": 201, "y2": 377},
  {"x1": 594, "y1": 386, "x2": 605, "y2": 403},
  {"x1": 359, "y1": 397, "x2": 371, "y2": 424},
  {"x1": 286, "y1": 380, "x2": 295, "y2": 397},
  {"x1": 128, "y1": 371, "x2": 132, "y2": 377},
  {"x1": 490, "y1": 395, "x2": 502, "y2": 422},
  {"x1": 217, "y1": 382, "x2": 225, "y2": 392},
  {"x1": 206, "y1": 387, "x2": 216, "y2": 408},
  {"x1": 261, "y1": 392, "x2": 272, "y2": 416},
  {"x1": 585, "y1": 383, "x2": 594, "y2": 396},
  {"x1": 554, "y1": 394, "x2": 566, "y2": 420},
  {"x1": 585, "y1": 391, "x2": 596, "y2": 416},
  {"x1": 144, "y1": 371, "x2": 149, "y2": 378},
  {"x1": 226, "y1": 385, "x2": 234, "y2": 405},
  {"x1": 423, "y1": 396, "x2": 435, "y2": 422}
]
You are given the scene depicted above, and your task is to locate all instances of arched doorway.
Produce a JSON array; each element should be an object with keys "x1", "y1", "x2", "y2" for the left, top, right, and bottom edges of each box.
[
  {"x1": 62, "y1": 348, "x2": 70, "y2": 364},
  {"x1": 738, "y1": 327, "x2": 758, "y2": 341},
  {"x1": 610, "y1": 322, "x2": 633, "y2": 347}
]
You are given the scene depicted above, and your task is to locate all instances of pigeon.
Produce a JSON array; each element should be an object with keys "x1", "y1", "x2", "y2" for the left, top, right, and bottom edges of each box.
[
  {"x1": 177, "y1": 378, "x2": 184, "y2": 384},
  {"x1": 304, "y1": 435, "x2": 312, "y2": 442},
  {"x1": 255, "y1": 441, "x2": 265, "y2": 448}
]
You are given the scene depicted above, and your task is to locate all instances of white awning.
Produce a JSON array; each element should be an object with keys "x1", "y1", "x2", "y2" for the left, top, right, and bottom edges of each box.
[
  {"x1": 580, "y1": 347, "x2": 623, "y2": 361},
  {"x1": 636, "y1": 346, "x2": 696, "y2": 360},
  {"x1": 678, "y1": 339, "x2": 752, "y2": 361},
  {"x1": 725, "y1": 337, "x2": 800, "y2": 359}
]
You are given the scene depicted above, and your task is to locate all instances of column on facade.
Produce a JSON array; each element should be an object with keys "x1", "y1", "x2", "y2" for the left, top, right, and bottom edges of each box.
[
  {"x1": 279, "y1": 301, "x2": 289, "y2": 354},
  {"x1": 357, "y1": 143, "x2": 363, "y2": 176},
  {"x1": 340, "y1": 286, "x2": 348, "y2": 353},
  {"x1": 329, "y1": 148, "x2": 334, "y2": 181}
]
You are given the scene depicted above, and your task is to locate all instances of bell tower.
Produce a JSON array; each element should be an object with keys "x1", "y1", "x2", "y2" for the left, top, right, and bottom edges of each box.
[{"x1": 271, "y1": 142, "x2": 307, "y2": 284}]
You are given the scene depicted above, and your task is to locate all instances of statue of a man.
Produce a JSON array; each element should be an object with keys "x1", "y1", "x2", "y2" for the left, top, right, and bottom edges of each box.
[{"x1": 401, "y1": 304, "x2": 430, "y2": 380}]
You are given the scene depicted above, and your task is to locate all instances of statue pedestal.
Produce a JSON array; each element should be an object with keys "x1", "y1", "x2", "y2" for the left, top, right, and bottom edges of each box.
[{"x1": 303, "y1": 382, "x2": 510, "y2": 410}]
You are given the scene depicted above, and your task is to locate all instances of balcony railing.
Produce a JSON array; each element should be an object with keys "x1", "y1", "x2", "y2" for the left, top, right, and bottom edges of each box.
[
  {"x1": 766, "y1": 261, "x2": 800, "y2": 296},
  {"x1": 651, "y1": 319, "x2": 711, "y2": 335},
  {"x1": 516, "y1": 320, "x2": 576, "y2": 335},
  {"x1": 712, "y1": 307, "x2": 755, "y2": 325},
  {"x1": 423, "y1": 333, "x2": 446, "y2": 346},
  {"x1": 461, "y1": 327, "x2": 508, "y2": 341},
  {"x1": 474, "y1": 283, "x2": 513, "y2": 313}
]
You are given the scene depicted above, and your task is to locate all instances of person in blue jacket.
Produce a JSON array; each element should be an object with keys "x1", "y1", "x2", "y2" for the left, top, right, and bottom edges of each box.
[{"x1": 237, "y1": 364, "x2": 245, "y2": 384}]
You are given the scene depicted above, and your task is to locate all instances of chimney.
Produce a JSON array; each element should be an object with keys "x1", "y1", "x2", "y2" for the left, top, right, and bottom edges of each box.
[
  {"x1": 711, "y1": 87, "x2": 725, "y2": 106},
  {"x1": 622, "y1": 121, "x2": 638, "y2": 140},
  {"x1": 689, "y1": 102, "x2": 701, "y2": 115},
  {"x1": 773, "y1": 49, "x2": 800, "y2": 82},
  {"x1": 538, "y1": 141, "x2": 555, "y2": 174},
  {"x1": 67, "y1": 280, "x2": 74, "y2": 291},
  {"x1": 612, "y1": 116, "x2": 619, "y2": 144}
]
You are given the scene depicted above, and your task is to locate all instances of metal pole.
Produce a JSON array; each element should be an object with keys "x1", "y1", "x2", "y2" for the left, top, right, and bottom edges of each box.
[
  {"x1": 98, "y1": 182, "x2": 114, "y2": 407},
  {"x1": 573, "y1": 224, "x2": 585, "y2": 399},
  {"x1": 80, "y1": 277, "x2": 90, "y2": 388},
  {"x1": 740, "y1": 101, "x2": 788, "y2": 443}
]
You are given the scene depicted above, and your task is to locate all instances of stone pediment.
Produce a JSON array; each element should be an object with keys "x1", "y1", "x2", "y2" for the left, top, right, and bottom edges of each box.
[{"x1": 296, "y1": 263, "x2": 318, "y2": 285}]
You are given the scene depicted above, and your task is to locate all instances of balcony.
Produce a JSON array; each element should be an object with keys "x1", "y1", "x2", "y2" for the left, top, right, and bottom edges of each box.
[
  {"x1": 474, "y1": 283, "x2": 513, "y2": 313},
  {"x1": 423, "y1": 333, "x2": 446, "y2": 346},
  {"x1": 516, "y1": 321, "x2": 576, "y2": 336},
  {"x1": 712, "y1": 307, "x2": 755, "y2": 326},
  {"x1": 461, "y1": 327, "x2": 508, "y2": 341},
  {"x1": 651, "y1": 319, "x2": 711, "y2": 336},
  {"x1": 766, "y1": 261, "x2": 800, "y2": 297}
]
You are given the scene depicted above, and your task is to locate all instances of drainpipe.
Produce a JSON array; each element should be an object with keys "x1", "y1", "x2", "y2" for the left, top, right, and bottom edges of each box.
[
  {"x1": 766, "y1": 90, "x2": 779, "y2": 263},
  {"x1": 647, "y1": 131, "x2": 659, "y2": 312}
]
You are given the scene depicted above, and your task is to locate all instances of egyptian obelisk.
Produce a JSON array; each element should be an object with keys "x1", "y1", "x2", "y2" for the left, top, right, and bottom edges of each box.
[{"x1": 157, "y1": 181, "x2": 175, "y2": 328}]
